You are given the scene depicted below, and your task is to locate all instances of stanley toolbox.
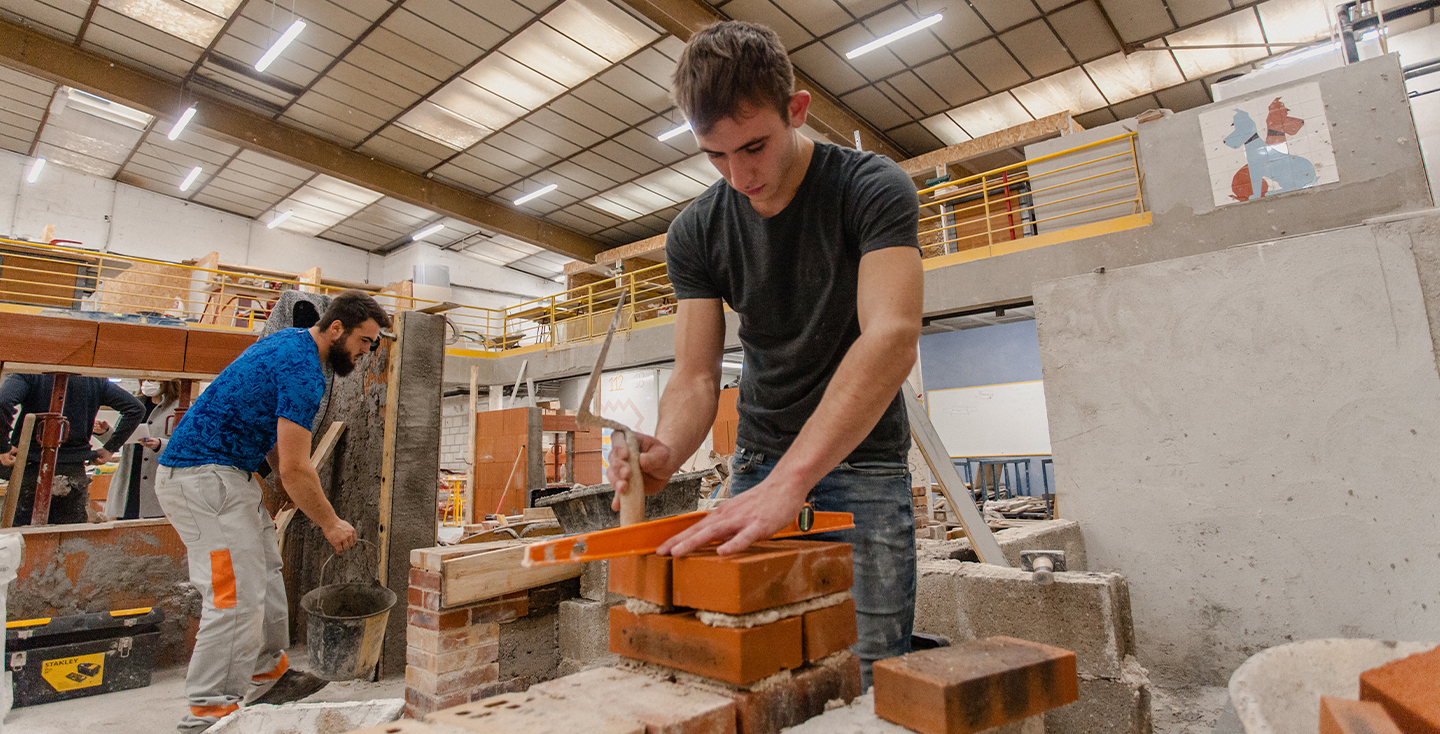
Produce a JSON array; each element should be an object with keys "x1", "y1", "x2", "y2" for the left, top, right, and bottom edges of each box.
[{"x1": 5, "y1": 607, "x2": 163, "y2": 707}]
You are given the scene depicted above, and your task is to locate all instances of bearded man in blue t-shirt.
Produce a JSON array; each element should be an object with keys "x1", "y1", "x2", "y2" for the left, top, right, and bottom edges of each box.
[
  {"x1": 605, "y1": 21, "x2": 923, "y2": 690},
  {"x1": 157, "y1": 290, "x2": 390, "y2": 733}
]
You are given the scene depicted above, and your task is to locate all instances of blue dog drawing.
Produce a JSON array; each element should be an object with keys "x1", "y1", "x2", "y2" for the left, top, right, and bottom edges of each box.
[{"x1": 1222, "y1": 106, "x2": 1317, "y2": 201}]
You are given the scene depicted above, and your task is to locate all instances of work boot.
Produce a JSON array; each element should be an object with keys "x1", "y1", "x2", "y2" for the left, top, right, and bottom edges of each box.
[{"x1": 249, "y1": 669, "x2": 328, "y2": 705}]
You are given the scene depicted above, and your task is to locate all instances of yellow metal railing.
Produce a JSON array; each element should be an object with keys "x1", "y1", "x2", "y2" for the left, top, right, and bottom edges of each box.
[
  {"x1": 915, "y1": 131, "x2": 1143, "y2": 257},
  {"x1": 0, "y1": 132, "x2": 1145, "y2": 356}
]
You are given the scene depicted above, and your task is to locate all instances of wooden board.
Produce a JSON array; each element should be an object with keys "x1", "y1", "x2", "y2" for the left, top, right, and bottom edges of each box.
[
  {"x1": 92, "y1": 322, "x2": 188, "y2": 372},
  {"x1": 0, "y1": 253, "x2": 82, "y2": 308},
  {"x1": 441, "y1": 543, "x2": 582, "y2": 608},
  {"x1": 182, "y1": 330, "x2": 256, "y2": 374},
  {"x1": 904, "y1": 389, "x2": 1009, "y2": 567},
  {"x1": 0, "y1": 312, "x2": 96, "y2": 366}
]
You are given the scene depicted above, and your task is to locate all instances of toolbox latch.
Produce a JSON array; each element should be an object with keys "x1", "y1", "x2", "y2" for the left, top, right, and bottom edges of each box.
[
  {"x1": 9, "y1": 652, "x2": 24, "y2": 670},
  {"x1": 117, "y1": 638, "x2": 132, "y2": 658}
]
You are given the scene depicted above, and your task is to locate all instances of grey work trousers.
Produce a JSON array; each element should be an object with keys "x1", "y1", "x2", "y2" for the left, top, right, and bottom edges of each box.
[{"x1": 155, "y1": 465, "x2": 289, "y2": 732}]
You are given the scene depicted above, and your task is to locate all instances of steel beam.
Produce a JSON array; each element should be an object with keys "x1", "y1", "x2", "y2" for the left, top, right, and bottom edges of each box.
[
  {"x1": 618, "y1": 0, "x2": 906, "y2": 161},
  {"x1": 0, "y1": 19, "x2": 604, "y2": 262}
]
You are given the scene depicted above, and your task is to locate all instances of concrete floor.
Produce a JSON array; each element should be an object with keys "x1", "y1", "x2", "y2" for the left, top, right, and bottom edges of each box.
[
  {"x1": 2, "y1": 661, "x2": 406, "y2": 734},
  {"x1": 1151, "y1": 685, "x2": 1239, "y2": 734}
]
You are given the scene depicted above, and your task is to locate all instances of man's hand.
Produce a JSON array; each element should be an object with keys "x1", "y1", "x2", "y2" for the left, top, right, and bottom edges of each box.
[
  {"x1": 141, "y1": 438, "x2": 161, "y2": 451},
  {"x1": 90, "y1": 448, "x2": 113, "y2": 465},
  {"x1": 0, "y1": 448, "x2": 16, "y2": 467},
  {"x1": 607, "y1": 431, "x2": 677, "y2": 511},
  {"x1": 92, "y1": 419, "x2": 110, "y2": 436},
  {"x1": 657, "y1": 477, "x2": 808, "y2": 557},
  {"x1": 323, "y1": 518, "x2": 357, "y2": 553}
]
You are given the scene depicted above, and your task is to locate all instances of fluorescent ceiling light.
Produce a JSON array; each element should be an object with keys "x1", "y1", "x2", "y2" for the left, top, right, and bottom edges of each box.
[
  {"x1": 846, "y1": 14, "x2": 942, "y2": 59},
  {"x1": 266, "y1": 210, "x2": 294, "y2": 229},
  {"x1": 657, "y1": 121, "x2": 691, "y2": 142},
  {"x1": 514, "y1": 183, "x2": 557, "y2": 206},
  {"x1": 26, "y1": 158, "x2": 45, "y2": 184},
  {"x1": 64, "y1": 87, "x2": 153, "y2": 130},
  {"x1": 255, "y1": 19, "x2": 306, "y2": 73},
  {"x1": 412, "y1": 223, "x2": 446, "y2": 241},
  {"x1": 179, "y1": 166, "x2": 203, "y2": 192},
  {"x1": 167, "y1": 105, "x2": 197, "y2": 141}
]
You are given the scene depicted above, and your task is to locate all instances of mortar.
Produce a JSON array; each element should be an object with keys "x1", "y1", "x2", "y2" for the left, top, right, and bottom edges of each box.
[{"x1": 537, "y1": 470, "x2": 709, "y2": 534}]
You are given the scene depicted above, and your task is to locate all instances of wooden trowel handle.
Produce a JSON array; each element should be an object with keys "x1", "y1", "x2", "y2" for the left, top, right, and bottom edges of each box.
[{"x1": 618, "y1": 428, "x2": 645, "y2": 526}]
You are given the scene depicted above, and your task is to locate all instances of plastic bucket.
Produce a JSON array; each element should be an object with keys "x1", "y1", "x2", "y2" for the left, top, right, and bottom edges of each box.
[{"x1": 299, "y1": 540, "x2": 396, "y2": 682}]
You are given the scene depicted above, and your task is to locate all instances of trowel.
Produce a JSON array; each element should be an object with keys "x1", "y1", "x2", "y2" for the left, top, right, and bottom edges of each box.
[{"x1": 576, "y1": 289, "x2": 647, "y2": 527}]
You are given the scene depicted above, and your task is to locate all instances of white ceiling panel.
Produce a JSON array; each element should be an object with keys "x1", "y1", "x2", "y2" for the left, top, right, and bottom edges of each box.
[
  {"x1": 4, "y1": 0, "x2": 87, "y2": 38},
  {"x1": 1010, "y1": 67, "x2": 1108, "y2": 119},
  {"x1": 541, "y1": 0, "x2": 658, "y2": 62},
  {"x1": 98, "y1": 0, "x2": 225, "y2": 46},
  {"x1": 1257, "y1": 0, "x2": 1335, "y2": 44},
  {"x1": 1084, "y1": 43, "x2": 1186, "y2": 104},
  {"x1": 946, "y1": 93, "x2": 1033, "y2": 138},
  {"x1": 920, "y1": 112, "x2": 971, "y2": 146},
  {"x1": 1167, "y1": 11, "x2": 1268, "y2": 79}
]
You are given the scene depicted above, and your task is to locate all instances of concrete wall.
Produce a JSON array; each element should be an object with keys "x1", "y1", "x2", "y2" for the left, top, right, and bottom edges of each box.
[
  {"x1": 1033, "y1": 212, "x2": 1440, "y2": 687},
  {"x1": 440, "y1": 395, "x2": 471, "y2": 473},
  {"x1": 926, "y1": 54, "x2": 1432, "y2": 317}
]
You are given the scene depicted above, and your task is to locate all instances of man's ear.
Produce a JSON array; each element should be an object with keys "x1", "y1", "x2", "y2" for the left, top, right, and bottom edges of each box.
[{"x1": 788, "y1": 90, "x2": 811, "y2": 129}]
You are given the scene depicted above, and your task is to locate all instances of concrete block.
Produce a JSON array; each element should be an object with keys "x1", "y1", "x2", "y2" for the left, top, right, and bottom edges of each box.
[
  {"x1": 1045, "y1": 665, "x2": 1153, "y2": 734},
  {"x1": 1320, "y1": 697, "x2": 1403, "y2": 734},
  {"x1": 782, "y1": 692, "x2": 1041, "y2": 734},
  {"x1": 426, "y1": 691, "x2": 647, "y2": 734},
  {"x1": 609, "y1": 606, "x2": 802, "y2": 685},
  {"x1": 498, "y1": 608, "x2": 559, "y2": 685},
  {"x1": 672, "y1": 540, "x2": 851, "y2": 615},
  {"x1": 872, "y1": 636, "x2": 1077, "y2": 734},
  {"x1": 914, "y1": 560, "x2": 1135, "y2": 679},
  {"x1": 1360, "y1": 645, "x2": 1440, "y2": 734},
  {"x1": 581, "y1": 559, "x2": 612, "y2": 601},
  {"x1": 559, "y1": 598, "x2": 619, "y2": 666},
  {"x1": 207, "y1": 699, "x2": 405, "y2": 733},
  {"x1": 915, "y1": 519, "x2": 1087, "y2": 570}
]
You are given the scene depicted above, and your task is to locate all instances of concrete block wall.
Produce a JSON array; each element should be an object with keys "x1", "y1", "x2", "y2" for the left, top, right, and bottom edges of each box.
[
  {"x1": 913, "y1": 561, "x2": 1151, "y2": 734},
  {"x1": 439, "y1": 396, "x2": 470, "y2": 473}
]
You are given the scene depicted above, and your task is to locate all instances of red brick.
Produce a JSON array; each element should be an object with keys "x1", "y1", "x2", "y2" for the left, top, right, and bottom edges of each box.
[
  {"x1": 872, "y1": 636, "x2": 1078, "y2": 734},
  {"x1": 1360, "y1": 645, "x2": 1440, "y2": 734},
  {"x1": 727, "y1": 652, "x2": 863, "y2": 734},
  {"x1": 408, "y1": 587, "x2": 442, "y2": 611},
  {"x1": 609, "y1": 554, "x2": 673, "y2": 606},
  {"x1": 426, "y1": 692, "x2": 647, "y2": 734},
  {"x1": 404, "y1": 686, "x2": 471, "y2": 718},
  {"x1": 672, "y1": 541, "x2": 852, "y2": 615},
  {"x1": 343, "y1": 720, "x2": 440, "y2": 734},
  {"x1": 471, "y1": 596, "x2": 528, "y2": 624},
  {"x1": 1320, "y1": 696, "x2": 1404, "y2": 734},
  {"x1": 801, "y1": 598, "x2": 856, "y2": 661},
  {"x1": 530, "y1": 667, "x2": 737, "y2": 734},
  {"x1": 407, "y1": 623, "x2": 499, "y2": 656},
  {"x1": 410, "y1": 568, "x2": 441, "y2": 592},
  {"x1": 609, "y1": 606, "x2": 802, "y2": 685},
  {"x1": 407, "y1": 607, "x2": 472, "y2": 631},
  {"x1": 407, "y1": 644, "x2": 500, "y2": 675},
  {"x1": 406, "y1": 661, "x2": 499, "y2": 697}
]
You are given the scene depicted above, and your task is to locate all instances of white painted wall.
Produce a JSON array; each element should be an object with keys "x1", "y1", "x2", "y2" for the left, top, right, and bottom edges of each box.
[{"x1": 0, "y1": 147, "x2": 565, "y2": 306}]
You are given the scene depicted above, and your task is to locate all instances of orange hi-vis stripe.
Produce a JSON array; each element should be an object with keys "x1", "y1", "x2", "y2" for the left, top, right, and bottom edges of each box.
[
  {"x1": 190, "y1": 703, "x2": 238, "y2": 719},
  {"x1": 252, "y1": 652, "x2": 288, "y2": 681},
  {"x1": 210, "y1": 550, "x2": 237, "y2": 609}
]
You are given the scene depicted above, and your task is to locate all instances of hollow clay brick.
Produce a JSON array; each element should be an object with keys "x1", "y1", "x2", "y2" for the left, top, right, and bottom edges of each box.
[
  {"x1": 872, "y1": 635, "x2": 1079, "y2": 734},
  {"x1": 1360, "y1": 645, "x2": 1440, "y2": 734},
  {"x1": 802, "y1": 597, "x2": 857, "y2": 661},
  {"x1": 672, "y1": 540, "x2": 852, "y2": 615},
  {"x1": 529, "y1": 667, "x2": 738, "y2": 734},
  {"x1": 1320, "y1": 696, "x2": 1404, "y2": 734},
  {"x1": 609, "y1": 553, "x2": 673, "y2": 607},
  {"x1": 609, "y1": 606, "x2": 802, "y2": 685},
  {"x1": 426, "y1": 691, "x2": 645, "y2": 734}
]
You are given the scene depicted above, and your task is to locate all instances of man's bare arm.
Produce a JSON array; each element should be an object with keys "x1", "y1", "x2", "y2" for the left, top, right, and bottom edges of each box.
[
  {"x1": 608, "y1": 298, "x2": 726, "y2": 501},
  {"x1": 658, "y1": 246, "x2": 923, "y2": 556},
  {"x1": 276, "y1": 418, "x2": 356, "y2": 552}
]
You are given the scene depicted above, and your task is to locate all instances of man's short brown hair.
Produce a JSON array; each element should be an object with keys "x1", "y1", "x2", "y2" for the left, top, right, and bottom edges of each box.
[
  {"x1": 672, "y1": 21, "x2": 794, "y2": 135},
  {"x1": 318, "y1": 289, "x2": 391, "y2": 332}
]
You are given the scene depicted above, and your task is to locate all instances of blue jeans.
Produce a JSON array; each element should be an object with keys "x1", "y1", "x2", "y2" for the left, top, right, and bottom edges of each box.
[{"x1": 729, "y1": 447, "x2": 916, "y2": 689}]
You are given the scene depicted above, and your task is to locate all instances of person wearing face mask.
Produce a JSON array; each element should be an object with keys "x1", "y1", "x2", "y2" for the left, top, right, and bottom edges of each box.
[{"x1": 105, "y1": 380, "x2": 181, "y2": 520}]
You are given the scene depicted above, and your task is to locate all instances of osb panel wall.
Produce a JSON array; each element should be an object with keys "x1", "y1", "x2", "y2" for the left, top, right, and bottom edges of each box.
[{"x1": 98, "y1": 261, "x2": 203, "y2": 315}]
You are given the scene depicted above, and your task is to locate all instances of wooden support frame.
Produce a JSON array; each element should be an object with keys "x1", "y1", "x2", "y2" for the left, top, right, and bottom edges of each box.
[{"x1": 903, "y1": 389, "x2": 1009, "y2": 566}]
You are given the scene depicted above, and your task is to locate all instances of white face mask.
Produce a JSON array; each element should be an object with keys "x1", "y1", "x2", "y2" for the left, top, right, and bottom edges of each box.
[{"x1": 140, "y1": 381, "x2": 162, "y2": 398}]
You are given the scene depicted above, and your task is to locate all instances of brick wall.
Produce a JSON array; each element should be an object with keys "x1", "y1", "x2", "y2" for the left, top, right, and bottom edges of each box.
[{"x1": 439, "y1": 396, "x2": 470, "y2": 473}]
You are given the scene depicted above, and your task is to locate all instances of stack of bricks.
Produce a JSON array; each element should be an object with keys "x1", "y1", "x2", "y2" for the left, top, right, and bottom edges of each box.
[
  {"x1": 404, "y1": 564, "x2": 530, "y2": 717},
  {"x1": 912, "y1": 484, "x2": 931, "y2": 529},
  {"x1": 1319, "y1": 644, "x2": 1440, "y2": 734},
  {"x1": 607, "y1": 539, "x2": 863, "y2": 734}
]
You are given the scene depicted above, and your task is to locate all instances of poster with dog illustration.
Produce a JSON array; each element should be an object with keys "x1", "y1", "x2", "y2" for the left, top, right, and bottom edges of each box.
[{"x1": 1199, "y1": 82, "x2": 1338, "y2": 208}]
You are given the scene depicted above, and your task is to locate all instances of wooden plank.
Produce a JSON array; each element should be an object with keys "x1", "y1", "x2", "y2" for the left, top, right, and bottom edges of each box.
[
  {"x1": 466, "y1": 364, "x2": 478, "y2": 525},
  {"x1": 898, "y1": 112, "x2": 1080, "y2": 176},
  {"x1": 441, "y1": 543, "x2": 582, "y2": 608},
  {"x1": 0, "y1": 313, "x2": 96, "y2": 366},
  {"x1": 298, "y1": 266, "x2": 321, "y2": 294},
  {"x1": 377, "y1": 312, "x2": 405, "y2": 587},
  {"x1": 182, "y1": 330, "x2": 256, "y2": 374},
  {"x1": 92, "y1": 322, "x2": 187, "y2": 371},
  {"x1": 0, "y1": 253, "x2": 82, "y2": 308},
  {"x1": 310, "y1": 421, "x2": 346, "y2": 468},
  {"x1": 903, "y1": 389, "x2": 1009, "y2": 567},
  {"x1": 2, "y1": 414, "x2": 36, "y2": 527}
]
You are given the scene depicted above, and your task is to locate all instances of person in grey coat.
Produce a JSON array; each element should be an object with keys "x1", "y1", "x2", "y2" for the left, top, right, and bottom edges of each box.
[{"x1": 106, "y1": 380, "x2": 182, "y2": 520}]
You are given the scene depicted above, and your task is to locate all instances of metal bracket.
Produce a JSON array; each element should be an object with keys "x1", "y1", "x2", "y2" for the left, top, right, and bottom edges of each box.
[
  {"x1": 118, "y1": 637, "x2": 132, "y2": 658},
  {"x1": 10, "y1": 652, "x2": 25, "y2": 670}
]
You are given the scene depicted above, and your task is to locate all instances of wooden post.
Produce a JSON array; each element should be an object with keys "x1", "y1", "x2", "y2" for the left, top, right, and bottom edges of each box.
[
  {"x1": 299, "y1": 266, "x2": 322, "y2": 294},
  {"x1": 466, "y1": 364, "x2": 478, "y2": 524},
  {"x1": 377, "y1": 315, "x2": 405, "y2": 587},
  {"x1": 2, "y1": 414, "x2": 36, "y2": 527}
]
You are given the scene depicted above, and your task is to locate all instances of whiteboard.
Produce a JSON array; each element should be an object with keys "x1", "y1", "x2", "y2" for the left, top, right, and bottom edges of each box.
[{"x1": 926, "y1": 381, "x2": 1052, "y2": 457}]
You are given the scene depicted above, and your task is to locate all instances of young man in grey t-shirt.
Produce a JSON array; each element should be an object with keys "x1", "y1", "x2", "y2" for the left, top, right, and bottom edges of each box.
[{"x1": 605, "y1": 20, "x2": 923, "y2": 688}]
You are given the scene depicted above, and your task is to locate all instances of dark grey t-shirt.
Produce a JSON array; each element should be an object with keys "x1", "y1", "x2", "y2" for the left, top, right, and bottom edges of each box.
[{"x1": 666, "y1": 142, "x2": 920, "y2": 462}]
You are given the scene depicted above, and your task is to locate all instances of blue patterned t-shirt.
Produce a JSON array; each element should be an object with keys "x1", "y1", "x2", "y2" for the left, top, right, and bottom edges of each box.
[{"x1": 160, "y1": 328, "x2": 326, "y2": 472}]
